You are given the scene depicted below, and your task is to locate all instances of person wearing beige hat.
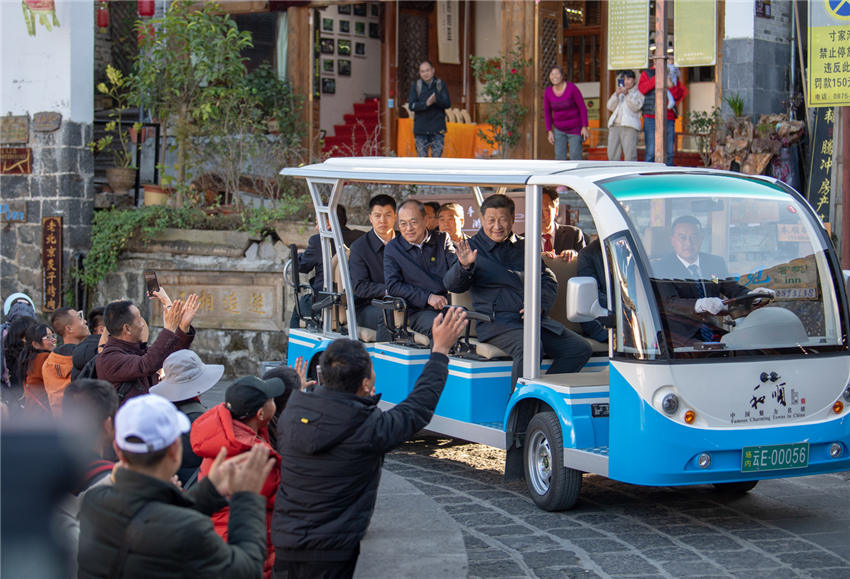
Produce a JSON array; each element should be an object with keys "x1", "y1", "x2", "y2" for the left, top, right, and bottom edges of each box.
[{"x1": 151, "y1": 349, "x2": 224, "y2": 486}]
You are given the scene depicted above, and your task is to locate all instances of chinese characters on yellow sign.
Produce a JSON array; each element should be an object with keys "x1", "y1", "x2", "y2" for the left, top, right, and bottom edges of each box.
[
  {"x1": 673, "y1": 0, "x2": 717, "y2": 67},
  {"x1": 150, "y1": 271, "x2": 286, "y2": 332},
  {"x1": 607, "y1": 0, "x2": 649, "y2": 70},
  {"x1": 42, "y1": 217, "x2": 62, "y2": 312},
  {"x1": 808, "y1": 0, "x2": 850, "y2": 106}
]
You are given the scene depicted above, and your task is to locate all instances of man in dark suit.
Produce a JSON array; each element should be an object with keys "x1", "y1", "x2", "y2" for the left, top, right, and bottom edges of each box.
[
  {"x1": 652, "y1": 215, "x2": 771, "y2": 347},
  {"x1": 290, "y1": 205, "x2": 363, "y2": 328},
  {"x1": 349, "y1": 194, "x2": 397, "y2": 341},
  {"x1": 542, "y1": 187, "x2": 585, "y2": 261},
  {"x1": 576, "y1": 238, "x2": 608, "y2": 343},
  {"x1": 384, "y1": 200, "x2": 458, "y2": 337},
  {"x1": 445, "y1": 195, "x2": 592, "y2": 387}
]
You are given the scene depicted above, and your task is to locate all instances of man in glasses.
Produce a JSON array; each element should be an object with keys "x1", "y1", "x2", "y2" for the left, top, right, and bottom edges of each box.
[
  {"x1": 43, "y1": 307, "x2": 91, "y2": 414},
  {"x1": 384, "y1": 199, "x2": 458, "y2": 337}
]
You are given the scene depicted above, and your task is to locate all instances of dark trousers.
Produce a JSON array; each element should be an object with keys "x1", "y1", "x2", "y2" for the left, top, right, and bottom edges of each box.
[
  {"x1": 273, "y1": 547, "x2": 359, "y2": 579},
  {"x1": 580, "y1": 320, "x2": 609, "y2": 343},
  {"x1": 408, "y1": 309, "x2": 439, "y2": 338},
  {"x1": 415, "y1": 133, "x2": 444, "y2": 157},
  {"x1": 355, "y1": 304, "x2": 392, "y2": 341},
  {"x1": 484, "y1": 326, "x2": 593, "y2": 386}
]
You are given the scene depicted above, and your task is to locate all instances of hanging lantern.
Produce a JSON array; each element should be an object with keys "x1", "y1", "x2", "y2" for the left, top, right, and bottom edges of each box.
[
  {"x1": 137, "y1": 0, "x2": 155, "y2": 19},
  {"x1": 96, "y1": 1, "x2": 109, "y2": 32}
]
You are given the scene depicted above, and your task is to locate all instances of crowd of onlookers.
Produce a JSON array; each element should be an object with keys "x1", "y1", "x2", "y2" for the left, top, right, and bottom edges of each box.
[{"x1": 1, "y1": 281, "x2": 468, "y2": 579}]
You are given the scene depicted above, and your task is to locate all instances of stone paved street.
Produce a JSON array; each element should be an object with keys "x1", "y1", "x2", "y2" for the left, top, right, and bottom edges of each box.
[{"x1": 386, "y1": 439, "x2": 850, "y2": 578}]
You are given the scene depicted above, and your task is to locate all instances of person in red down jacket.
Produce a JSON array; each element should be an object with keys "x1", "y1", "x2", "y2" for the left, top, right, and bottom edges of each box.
[{"x1": 190, "y1": 375, "x2": 284, "y2": 579}]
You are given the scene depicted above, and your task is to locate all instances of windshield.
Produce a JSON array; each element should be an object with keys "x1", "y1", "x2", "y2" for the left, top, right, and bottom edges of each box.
[{"x1": 603, "y1": 174, "x2": 845, "y2": 359}]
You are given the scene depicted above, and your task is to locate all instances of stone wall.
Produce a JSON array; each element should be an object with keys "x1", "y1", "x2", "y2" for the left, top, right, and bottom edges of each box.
[
  {"x1": 0, "y1": 121, "x2": 95, "y2": 309},
  {"x1": 92, "y1": 224, "x2": 313, "y2": 378},
  {"x1": 722, "y1": 2, "x2": 793, "y2": 119}
]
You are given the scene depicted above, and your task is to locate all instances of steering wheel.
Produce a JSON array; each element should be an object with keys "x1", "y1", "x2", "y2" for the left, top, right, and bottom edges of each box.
[{"x1": 722, "y1": 293, "x2": 774, "y2": 318}]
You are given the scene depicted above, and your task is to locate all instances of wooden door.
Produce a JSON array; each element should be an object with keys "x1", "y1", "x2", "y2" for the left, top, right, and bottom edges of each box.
[{"x1": 537, "y1": 2, "x2": 563, "y2": 159}]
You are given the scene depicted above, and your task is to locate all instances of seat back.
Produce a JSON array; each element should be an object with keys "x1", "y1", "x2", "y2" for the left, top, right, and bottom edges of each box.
[
  {"x1": 330, "y1": 249, "x2": 350, "y2": 331},
  {"x1": 543, "y1": 256, "x2": 583, "y2": 334}
]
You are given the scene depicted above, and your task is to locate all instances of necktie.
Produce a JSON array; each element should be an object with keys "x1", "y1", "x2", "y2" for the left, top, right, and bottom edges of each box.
[
  {"x1": 688, "y1": 264, "x2": 714, "y2": 342},
  {"x1": 543, "y1": 234, "x2": 553, "y2": 252}
]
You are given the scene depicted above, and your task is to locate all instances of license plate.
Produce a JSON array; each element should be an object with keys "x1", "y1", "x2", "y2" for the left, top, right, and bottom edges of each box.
[{"x1": 741, "y1": 443, "x2": 809, "y2": 472}]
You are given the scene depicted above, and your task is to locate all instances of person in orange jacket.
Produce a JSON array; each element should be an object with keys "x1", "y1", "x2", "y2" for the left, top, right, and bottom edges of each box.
[
  {"x1": 190, "y1": 375, "x2": 284, "y2": 579},
  {"x1": 19, "y1": 323, "x2": 56, "y2": 416},
  {"x1": 638, "y1": 63, "x2": 688, "y2": 165},
  {"x1": 43, "y1": 307, "x2": 90, "y2": 414}
]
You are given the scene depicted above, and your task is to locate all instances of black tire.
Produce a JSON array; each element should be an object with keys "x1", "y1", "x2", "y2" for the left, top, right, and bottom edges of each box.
[
  {"x1": 713, "y1": 480, "x2": 758, "y2": 494},
  {"x1": 523, "y1": 411, "x2": 582, "y2": 511}
]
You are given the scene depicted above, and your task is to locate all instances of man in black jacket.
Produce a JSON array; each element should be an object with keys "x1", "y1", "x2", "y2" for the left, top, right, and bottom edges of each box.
[
  {"x1": 77, "y1": 393, "x2": 275, "y2": 578},
  {"x1": 271, "y1": 308, "x2": 468, "y2": 579},
  {"x1": 408, "y1": 59, "x2": 451, "y2": 157},
  {"x1": 444, "y1": 194, "x2": 592, "y2": 387},
  {"x1": 384, "y1": 200, "x2": 458, "y2": 337},
  {"x1": 349, "y1": 194, "x2": 397, "y2": 341},
  {"x1": 291, "y1": 205, "x2": 363, "y2": 328}
]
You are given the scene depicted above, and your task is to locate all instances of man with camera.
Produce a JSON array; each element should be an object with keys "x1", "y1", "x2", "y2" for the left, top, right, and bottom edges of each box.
[{"x1": 606, "y1": 70, "x2": 644, "y2": 162}]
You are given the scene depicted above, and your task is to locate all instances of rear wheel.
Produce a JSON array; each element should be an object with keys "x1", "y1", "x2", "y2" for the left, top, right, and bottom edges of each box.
[
  {"x1": 523, "y1": 412, "x2": 582, "y2": 511},
  {"x1": 713, "y1": 480, "x2": 758, "y2": 494}
]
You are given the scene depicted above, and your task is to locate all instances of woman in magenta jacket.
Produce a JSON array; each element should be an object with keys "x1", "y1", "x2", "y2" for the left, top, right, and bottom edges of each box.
[{"x1": 544, "y1": 66, "x2": 589, "y2": 160}]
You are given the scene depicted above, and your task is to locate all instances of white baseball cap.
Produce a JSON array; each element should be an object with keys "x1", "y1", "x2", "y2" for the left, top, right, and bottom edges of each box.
[{"x1": 114, "y1": 394, "x2": 191, "y2": 453}]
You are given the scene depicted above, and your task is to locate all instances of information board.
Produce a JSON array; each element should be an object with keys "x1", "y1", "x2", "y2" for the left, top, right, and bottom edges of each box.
[
  {"x1": 608, "y1": 0, "x2": 649, "y2": 70},
  {"x1": 674, "y1": 0, "x2": 717, "y2": 67},
  {"x1": 808, "y1": 0, "x2": 850, "y2": 106}
]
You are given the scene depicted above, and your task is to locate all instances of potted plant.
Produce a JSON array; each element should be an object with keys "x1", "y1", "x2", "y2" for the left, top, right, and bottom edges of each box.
[
  {"x1": 470, "y1": 38, "x2": 531, "y2": 159},
  {"x1": 130, "y1": 0, "x2": 252, "y2": 206},
  {"x1": 88, "y1": 65, "x2": 141, "y2": 193},
  {"x1": 685, "y1": 107, "x2": 720, "y2": 168}
]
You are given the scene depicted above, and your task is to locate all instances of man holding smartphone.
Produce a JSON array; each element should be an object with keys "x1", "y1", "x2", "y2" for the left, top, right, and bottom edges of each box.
[
  {"x1": 606, "y1": 69, "x2": 644, "y2": 162},
  {"x1": 97, "y1": 291, "x2": 200, "y2": 403}
]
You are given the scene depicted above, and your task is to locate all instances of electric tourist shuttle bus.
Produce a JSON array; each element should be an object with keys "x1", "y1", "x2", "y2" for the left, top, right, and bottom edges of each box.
[{"x1": 282, "y1": 158, "x2": 850, "y2": 511}]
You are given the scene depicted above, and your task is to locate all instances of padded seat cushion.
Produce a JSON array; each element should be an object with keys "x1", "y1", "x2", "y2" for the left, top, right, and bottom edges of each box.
[{"x1": 358, "y1": 327, "x2": 377, "y2": 342}]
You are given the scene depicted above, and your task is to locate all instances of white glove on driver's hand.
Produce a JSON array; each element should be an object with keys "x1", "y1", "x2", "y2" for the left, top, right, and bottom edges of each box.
[
  {"x1": 695, "y1": 297, "x2": 726, "y2": 315},
  {"x1": 748, "y1": 287, "x2": 776, "y2": 297}
]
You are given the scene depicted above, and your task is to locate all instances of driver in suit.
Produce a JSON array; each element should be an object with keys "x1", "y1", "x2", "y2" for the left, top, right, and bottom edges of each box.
[{"x1": 652, "y1": 215, "x2": 772, "y2": 347}]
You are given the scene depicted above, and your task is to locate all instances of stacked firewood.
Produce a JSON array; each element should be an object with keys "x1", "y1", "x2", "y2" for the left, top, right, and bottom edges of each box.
[{"x1": 710, "y1": 113, "x2": 805, "y2": 174}]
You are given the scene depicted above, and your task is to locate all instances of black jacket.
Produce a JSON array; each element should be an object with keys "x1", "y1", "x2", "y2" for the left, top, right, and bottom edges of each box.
[
  {"x1": 299, "y1": 228, "x2": 364, "y2": 294},
  {"x1": 651, "y1": 251, "x2": 749, "y2": 346},
  {"x1": 408, "y1": 78, "x2": 450, "y2": 135},
  {"x1": 272, "y1": 352, "x2": 450, "y2": 561},
  {"x1": 444, "y1": 230, "x2": 563, "y2": 341},
  {"x1": 551, "y1": 223, "x2": 586, "y2": 253},
  {"x1": 349, "y1": 229, "x2": 390, "y2": 309},
  {"x1": 78, "y1": 468, "x2": 266, "y2": 578},
  {"x1": 384, "y1": 231, "x2": 458, "y2": 315},
  {"x1": 71, "y1": 333, "x2": 101, "y2": 380}
]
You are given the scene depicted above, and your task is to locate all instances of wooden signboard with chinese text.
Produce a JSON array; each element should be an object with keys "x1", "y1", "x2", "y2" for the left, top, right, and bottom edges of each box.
[
  {"x1": 42, "y1": 217, "x2": 62, "y2": 312},
  {"x1": 0, "y1": 148, "x2": 32, "y2": 174},
  {"x1": 33, "y1": 111, "x2": 61, "y2": 133},
  {"x1": 0, "y1": 115, "x2": 28, "y2": 144}
]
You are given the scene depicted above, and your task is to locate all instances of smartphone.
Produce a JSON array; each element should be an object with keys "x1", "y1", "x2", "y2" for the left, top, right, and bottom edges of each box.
[
  {"x1": 144, "y1": 270, "x2": 160, "y2": 297},
  {"x1": 617, "y1": 76, "x2": 624, "y2": 87}
]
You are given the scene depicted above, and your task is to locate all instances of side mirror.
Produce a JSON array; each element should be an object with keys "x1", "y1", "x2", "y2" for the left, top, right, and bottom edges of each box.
[{"x1": 567, "y1": 277, "x2": 609, "y2": 322}]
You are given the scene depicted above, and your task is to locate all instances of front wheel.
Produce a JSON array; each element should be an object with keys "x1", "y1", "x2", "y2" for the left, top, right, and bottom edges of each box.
[
  {"x1": 523, "y1": 412, "x2": 582, "y2": 511},
  {"x1": 713, "y1": 480, "x2": 758, "y2": 494}
]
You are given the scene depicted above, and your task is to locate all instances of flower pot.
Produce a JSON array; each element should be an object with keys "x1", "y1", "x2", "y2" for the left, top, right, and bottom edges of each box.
[
  {"x1": 106, "y1": 167, "x2": 137, "y2": 193},
  {"x1": 143, "y1": 184, "x2": 171, "y2": 206}
]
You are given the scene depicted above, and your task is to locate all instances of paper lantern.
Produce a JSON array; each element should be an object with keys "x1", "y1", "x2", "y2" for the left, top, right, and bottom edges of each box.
[{"x1": 137, "y1": 0, "x2": 155, "y2": 18}]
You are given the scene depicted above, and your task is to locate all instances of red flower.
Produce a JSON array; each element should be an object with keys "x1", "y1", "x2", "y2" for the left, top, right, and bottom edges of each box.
[
  {"x1": 511, "y1": 68, "x2": 517, "y2": 74},
  {"x1": 508, "y1": 131, "x2": 513, "y2": 136}
]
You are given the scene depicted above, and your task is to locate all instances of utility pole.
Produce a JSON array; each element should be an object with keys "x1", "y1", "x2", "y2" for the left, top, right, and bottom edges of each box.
[{"x1": 653, "y1": 0, "x2": 668, "y2": 163}]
